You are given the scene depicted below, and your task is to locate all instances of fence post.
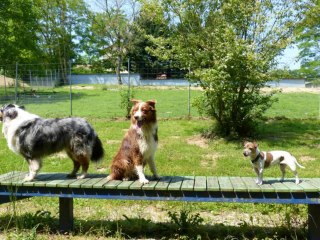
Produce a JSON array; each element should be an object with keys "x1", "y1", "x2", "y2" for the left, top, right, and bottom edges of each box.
[
  {"x1": 4, "y1": 68, "x2": 7, "y2": 96},
  {"x1": 188, "y1": 64, "x2": 191, "y2": 117},
  {"x1": 69, "y1": 61, "x2": 72, "y2": 116},
  {"x1": 15, "y1": 62, "x2": 18, "y2": 104}
]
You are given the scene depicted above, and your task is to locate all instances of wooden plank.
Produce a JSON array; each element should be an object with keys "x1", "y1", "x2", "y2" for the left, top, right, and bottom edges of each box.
[
  {"x1": 218, "y1": 177, "x2": 233, "y2": 192},
  {"x1": 56, "y1": 178, "x2": 80, "y2": 188},
  {"x1": 282, "y1": 181, "x2": 305, "y2": 193},
  {"x1": 298, "y1": 180, "x2": 319, "y2": 192},
  {"x1": 130, "y1": 180, "x2": 144, "y2": 190},
  {"x1": 266, "y1": 178, "x2": 289, "y2": 193},
  {"x1": 0, "y1": 171, "x2": 19, "y2": 181},
  {"x1": 117, "y1": 180, "x2": 134, "y2": 190},
  {"x1": 0, "y1": 172, "x2": 27, "y2": 186},
  {"x1": 142, "y1": 179, "x2": 159, "y2": 190},
  {"x1": 68, "y1": 178, "x2": 92, "y2": 188},
  {"x1": 258, "y1": 181, "x2": 275, "y2": 193},
  {"x1": 168, "y1": 176, "x2": 184, "y2": 191},
  {"x1": 241, "y1": 177, "x2": 261, "y2": 192},
  {"x1": 181, "y1": 176, "x2": 195, "y2": 191},
  {"x1": 45, "y1": 175, "x2": 70, "y2": 187},
  {"x1": 103, "y1": 180, "x2": 122, "y2": 189},
  {"x1": 154, "y1": 176, "x2": 172, "y2": 191},
  {"x1": 22, "y1": 173, "x2": 60, "y2": 187},
  {"x1": 80, "y1": 177, "x2": 105, "y2": 189},
  {"x1": 229, "y1": 177, "x2": 247, "y2": 192},
  {"x1": 207, "y1": 177, "x2": 220, "y2": 191},
  {"x1": 194, "y1": 176, "x2": 207, "y2": 191},
  {"x1": 92, "y1": 177, "x2": 111, "y2": 188},
  {"x1": 306, "y1": 178, "x2": 320, "y2": 191}
]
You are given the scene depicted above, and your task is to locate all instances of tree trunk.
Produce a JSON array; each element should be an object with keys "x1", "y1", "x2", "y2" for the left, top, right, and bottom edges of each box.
[{"x1": 116, "y1": 54, "x2": 122, "y2": 85}]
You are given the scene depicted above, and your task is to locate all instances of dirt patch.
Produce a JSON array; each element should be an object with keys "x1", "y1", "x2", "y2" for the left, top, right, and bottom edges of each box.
[
  {"x1": 200, "y1": 153, "x2": 219, "y2": 168},
  {"x1": 72, "y1": 85, "x2": 95, "y2": 90},
  {"x1": 170, "y1": 136, "x2": 181, "y2": 139},
  {"x1": 262, "y1": 87, "x2": 320, "y2": 94},
  {"x1": 187, "y1": 135, "x2": 209, "y2": 149},
  {"x1": 106, "y1": 140, "x2": 121, "y2": 145},
  {"x1": 299, "y1": 156, "x2": 316, "y2": 162},
  {"x1": 0, "y1": 75, "x2": 15, "y2": 86}
]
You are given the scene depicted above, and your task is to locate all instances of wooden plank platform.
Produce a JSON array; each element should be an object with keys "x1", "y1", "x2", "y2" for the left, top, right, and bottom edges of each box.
[
  {"x1": 0, "y1": 171, "x2": 319, "y2": 239},
  {"x1": 0, "y1": 172, "x2": 318, "y2": 202}
]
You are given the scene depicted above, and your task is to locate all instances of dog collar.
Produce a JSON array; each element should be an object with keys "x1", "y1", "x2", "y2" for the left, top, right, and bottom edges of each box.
[{"x1": 251, "y1": 153, "x2": 262, "y2": 163}]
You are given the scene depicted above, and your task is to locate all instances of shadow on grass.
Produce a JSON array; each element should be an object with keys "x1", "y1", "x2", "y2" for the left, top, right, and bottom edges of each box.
[
  {"x1": 0, "y1": 214, "x2": 307, "y2": 239},
  {"x1": 252, "y1": 118, "x2": 320, "y2": 148},
  {"x1": 0, "y1": 90, "x2": 98, "y2": 106}
]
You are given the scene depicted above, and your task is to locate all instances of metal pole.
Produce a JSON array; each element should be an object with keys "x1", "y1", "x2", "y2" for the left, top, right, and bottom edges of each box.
[
  {"x1": 15, "y1": 62, "x2": 18, "y2": 104},
  {"x1": 69, "y1": 61, "x2": 72, "y2": 116},
  {"x1": 29, "y1": 70, "x2": 32, "y2": 88},
  {"x1": 128, "y1": 58, "x2": 131, "y2": 96},
  {"x1": 188, "y1": 64, "x2": 191, "y2": 117},
  {"x1": 4, "y1": 68, "x2": 7, "y2": 96}
]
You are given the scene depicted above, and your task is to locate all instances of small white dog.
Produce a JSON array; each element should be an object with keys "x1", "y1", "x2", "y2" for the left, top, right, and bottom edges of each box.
[{"x1": 243, "y1": 141, "x2": 305, "y2": 185}]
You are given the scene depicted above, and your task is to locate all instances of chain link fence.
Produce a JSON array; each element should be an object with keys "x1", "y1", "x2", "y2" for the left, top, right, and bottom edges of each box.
[{"x1": 0, "y1": 62, "x2": 198, "y2": 118}]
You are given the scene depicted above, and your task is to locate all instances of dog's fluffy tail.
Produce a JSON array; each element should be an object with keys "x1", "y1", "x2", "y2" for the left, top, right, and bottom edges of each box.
[{"x1": 91, "y1": 136, "x2": 104, "y2": 162}]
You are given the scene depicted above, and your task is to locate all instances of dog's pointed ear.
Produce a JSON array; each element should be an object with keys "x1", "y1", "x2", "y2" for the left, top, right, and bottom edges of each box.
[
  {"x1": 242, "y1": 139, "x2": 248, "y2": 147},
  {"x1": 130, "y1": 99, "x2": 141, "y2": 105},
  {"x1": 146, "y1": 100, "x2": 156, "y2": 109},
  {"x1": 253, "y1": 140, "x2": 259, "y2": 148}
]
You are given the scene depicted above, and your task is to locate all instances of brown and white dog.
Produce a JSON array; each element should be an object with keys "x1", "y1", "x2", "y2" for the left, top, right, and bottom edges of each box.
[
  {"x1": 243, "y1": 141, "x2": 305, "y2": 185},
  {"x1": 107, "y1": 99, "x2": 160, "y2": 184}
]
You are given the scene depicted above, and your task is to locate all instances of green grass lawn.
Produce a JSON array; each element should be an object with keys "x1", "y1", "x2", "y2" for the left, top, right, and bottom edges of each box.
[{"x1": 0, "y1": 85, "x2": 319, "y2": 239}]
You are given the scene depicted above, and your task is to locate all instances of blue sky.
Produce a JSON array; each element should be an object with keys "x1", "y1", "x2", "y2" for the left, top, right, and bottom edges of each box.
[{"x1": 277, "y1": 45, "x2": 301, "y2": 70}]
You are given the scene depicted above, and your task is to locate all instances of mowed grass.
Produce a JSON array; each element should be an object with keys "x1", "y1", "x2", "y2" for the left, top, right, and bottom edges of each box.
[{"x1": 0, "y1": 85, "x2": 319, "y2": 239}]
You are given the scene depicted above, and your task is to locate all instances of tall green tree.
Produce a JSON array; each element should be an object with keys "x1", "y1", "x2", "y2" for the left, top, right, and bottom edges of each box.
[
  {"x1": 149, "y1": 0, "x2": 306, "y2": 137},
  {"x1": 36, "y1": 0, "x2": 90, "y2": 84},
  {"x1": 128, "y1": 0, "x2": 172, "y2": 79},
  {"x1": 90, "y1": 0, "x2": 138, "y2": 84},
  {"x1": 0, "y1": 0, "x2": 40, "y2": 65},
  {"x1": 296, "y1": 0, "x2": 320, "y2": 78}
]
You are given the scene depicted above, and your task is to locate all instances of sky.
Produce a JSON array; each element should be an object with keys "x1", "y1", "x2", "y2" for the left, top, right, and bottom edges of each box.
[{"x1": 277, "y1": 45, "x2": 301, "y2": 70}]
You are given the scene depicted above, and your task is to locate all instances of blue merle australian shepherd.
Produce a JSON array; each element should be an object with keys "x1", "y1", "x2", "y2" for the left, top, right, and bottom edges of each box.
[{"x1": 0, "y1": 104, "x2": 104, "y2": 181}]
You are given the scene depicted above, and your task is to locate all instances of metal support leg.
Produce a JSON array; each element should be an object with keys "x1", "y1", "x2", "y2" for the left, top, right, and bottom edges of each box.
[
  {"x1": 59, "y1": 197, "x2": 73, "y2": 232},
  {"x1": 308, "y1": 204, "x2": 320, "y2": 240}
]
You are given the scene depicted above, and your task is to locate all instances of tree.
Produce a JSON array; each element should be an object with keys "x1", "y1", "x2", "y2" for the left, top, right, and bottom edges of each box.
[
  {"x1": 296, "y1": 0, "x2": 320, "y2": 79},
  {"x1": 0, "y1": 0, "x2": 40, "y2": 65},
  {"x1": 148, "y1": 0, "x2": 306, "y2": 137},
  {"x1": 128, "y1": 0, "x2": 173, "y2": 79},
  {"x1": 36, "y1": 0, "x2": 90, "y2": 84},
  {"x1": 90, "y1": 0, "x2": 138, "y2": 84}
]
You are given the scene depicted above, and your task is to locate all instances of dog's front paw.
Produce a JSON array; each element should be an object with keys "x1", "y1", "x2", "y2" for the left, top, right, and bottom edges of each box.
[
  {"x1": 77, "y1": 174, "x2": 87, "y2": 179},
  {"x1": 23, "y1": 175, "x2": 34, "y2": 182},
  {"x1": 139, "y1": 178, "x2": 149, "y2": 184},
  {"x1": 256, "y1": 179, "x2": 263, "y2": 185}
]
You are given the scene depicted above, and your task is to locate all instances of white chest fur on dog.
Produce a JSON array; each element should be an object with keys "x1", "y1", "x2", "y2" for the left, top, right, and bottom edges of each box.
[
  {"x1": 136, "y1": 124, "x2": 158, "y2": 162},
  {"x1": 2, "y1": 108, "x2": 39, "y2": 154}
]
